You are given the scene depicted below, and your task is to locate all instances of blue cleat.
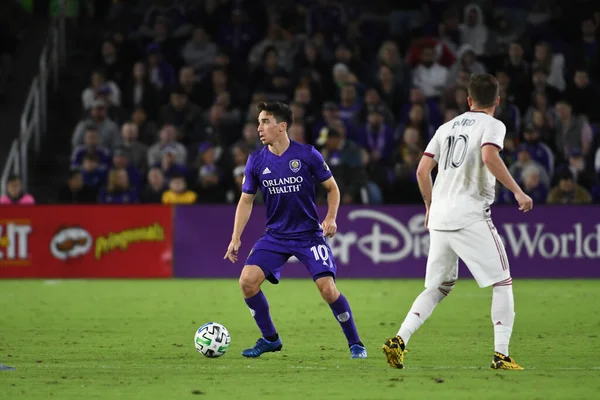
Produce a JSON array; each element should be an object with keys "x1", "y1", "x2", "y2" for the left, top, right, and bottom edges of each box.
[
  {"x1": 241, "y1": 337, "x2": 283, "y2": 358},
  {"x1": 350, "y1": 344, "x2": 368, "y2": 359}
]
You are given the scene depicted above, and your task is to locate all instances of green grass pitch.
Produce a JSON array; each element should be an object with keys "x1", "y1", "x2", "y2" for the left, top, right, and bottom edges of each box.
[{"x1": 0, "y1": 279, "x2": 599, "y2": 399}]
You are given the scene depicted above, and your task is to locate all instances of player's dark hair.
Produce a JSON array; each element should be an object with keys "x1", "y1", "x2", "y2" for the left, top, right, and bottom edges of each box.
[
  {"x1": 257, "y1": 102, "x2": 293, "y2": 129},
  {"x1": 467, "y1": 73, "x2": 499, "y2": 108}
]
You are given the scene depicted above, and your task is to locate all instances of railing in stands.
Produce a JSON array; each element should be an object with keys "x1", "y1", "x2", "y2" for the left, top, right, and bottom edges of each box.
[{"x1": 0, "y1": 2, "x2": 66, "y2": 196}]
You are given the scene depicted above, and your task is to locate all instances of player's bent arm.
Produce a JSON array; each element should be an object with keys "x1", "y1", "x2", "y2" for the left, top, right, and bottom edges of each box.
[
  {"x1": 231, "y1": 192, "x2": 255, "y2": 240},
  {"x1": 320, "y1": 176, "x2": 340, "y2": 220},
  {"x1": 416, "y1": 155, "x2": 437, "y2": 209},
  {"x1": 481, "y1": 145, "x2": 523, "y2": 195}
]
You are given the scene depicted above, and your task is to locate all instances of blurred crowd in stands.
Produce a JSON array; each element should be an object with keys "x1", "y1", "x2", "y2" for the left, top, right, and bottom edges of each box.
[{"x1": 9, "y1": 0, "x2": 600, "y2": 206}]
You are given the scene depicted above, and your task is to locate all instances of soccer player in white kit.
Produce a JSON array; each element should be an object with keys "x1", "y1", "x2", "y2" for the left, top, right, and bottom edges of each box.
[{"x1": 382, "y1": 74, "x2": 533, "y2": 370}]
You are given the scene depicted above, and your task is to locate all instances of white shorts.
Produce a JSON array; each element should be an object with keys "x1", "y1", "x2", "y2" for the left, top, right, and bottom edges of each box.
[{"x1": 425, "y1": 219, "x2": 511, "y2": 289}]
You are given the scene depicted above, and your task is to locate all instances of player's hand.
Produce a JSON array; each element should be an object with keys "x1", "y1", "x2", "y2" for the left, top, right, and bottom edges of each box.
[
  {"x1": 224, "y1": 238, "x2": 241, "y2": 263},
  {"x1": 321, "y1": 217, "x2": 337, "y2": 238},
  {"x1": 515, "y1": 191, "x2": 533, "y2": 212},
  {"x1": 424, "y1": 208, "x2": 430, "y2": 231}
]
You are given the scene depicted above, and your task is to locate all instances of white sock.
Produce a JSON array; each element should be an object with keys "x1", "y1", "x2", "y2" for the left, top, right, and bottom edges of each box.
[
  {"x1": 492, "y1": 284, "x2": 515, "y2": 356},
  {"x1": 398, "y1": 287, "x2": 446, "y2": 345}
]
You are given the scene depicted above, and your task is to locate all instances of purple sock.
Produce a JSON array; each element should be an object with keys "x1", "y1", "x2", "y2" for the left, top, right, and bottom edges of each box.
[
  {"x1": 329, "y1": 293, "x2": 361, "y2": 345},
  {"x1": 244, "y1": 290, "x2": 277, "y2": 338}
]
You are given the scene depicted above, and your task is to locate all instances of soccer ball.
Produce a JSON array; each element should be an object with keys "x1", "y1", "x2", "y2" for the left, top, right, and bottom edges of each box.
[{"x1": 194, "y1": 322, "x2": 231, "y2": 358}]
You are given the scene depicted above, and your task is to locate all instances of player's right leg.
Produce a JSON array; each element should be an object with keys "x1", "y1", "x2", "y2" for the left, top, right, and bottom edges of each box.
[
  {"x1": 451, "y1": 219, "x2": 523, "y2": 370},
  {"x1": 240, "y1": 237, "x2": 290, "y2": 358},
  {"x1": 383, "y1": 229, "x2": 458, "y2": 369}
]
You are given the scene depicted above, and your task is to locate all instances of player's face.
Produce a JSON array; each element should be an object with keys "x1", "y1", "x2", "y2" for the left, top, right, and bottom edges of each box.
[{"x1": 257, "y1": 111, "x2": 285, "y2": 145}]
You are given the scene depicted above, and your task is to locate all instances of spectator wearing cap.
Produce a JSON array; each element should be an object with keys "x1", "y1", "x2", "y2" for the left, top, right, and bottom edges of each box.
[
  {"x1": 57, "y1": 170, "x2": 96, "y2": 204},
  {"x1": 547, "y1": 168, "x2": 592, "y2": 204},
  {"x1": 195, "y1": 141, "x2": 226, "y2": 203},
  {"x1": 111, "y1": 146, "x2": 142, "y2": 190},
  {"x1": 98, "y1": 168, "x2": 138, "y2": 204},
  {"x1": 358, "y1": 104, "x2": 395, "y2": 163},
  {"x1": 121, "y1": 122, "x2": 148, "y2": 173},
  {"x1": 159, "y1": 87, "x2": 203, "y2": 143},
  {"x1": 147, "y1": 124, "x2": 187, "y2": 166},
  {"x1": 70, "y1": 126, "x2": 111, "y2": 169},
  {"x1": 162, "y1": 172, "x2": 197, "y2": 205},
  {"x1": 72, "y1": 99, "x2": 122, "y2": 150},
  {"x1": 81, "y1": 69, "x2": 121, "y2": 111},
  {"x1": 554, "y1": 99, "x2": 593, "y2": 159},
  {"x1": 0, "y1": 175, "x2": 35, "y2": 205},
  {"x1": 520, "y1": 125, "x2": 555, "y2": 176},
  {"x1": 152, "y1": 146, "x2": 189, "y2": 184},
  {"x1": 141, "y1": 168, "x2": 167, "y2": 204},
  {"x1": 80, "y1": 153, "x2": 107, "y2": 195}
]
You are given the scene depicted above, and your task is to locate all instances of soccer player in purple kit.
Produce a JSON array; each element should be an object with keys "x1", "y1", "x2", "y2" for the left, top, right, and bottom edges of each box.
[{"x1": 224, "y1": 101, "x2": 367, "y2": 359}]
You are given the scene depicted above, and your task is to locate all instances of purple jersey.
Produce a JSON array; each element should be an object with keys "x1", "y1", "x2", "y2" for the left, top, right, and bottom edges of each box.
[{"x1": 242, "y1": 140, "x2": 332, "y2": 239}]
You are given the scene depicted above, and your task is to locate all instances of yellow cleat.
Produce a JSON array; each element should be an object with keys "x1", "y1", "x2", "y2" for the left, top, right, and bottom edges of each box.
[
  {"x1": 382, "y1": 335, "x2": 406, "y2": 369},
  {"x1": 490, "y1": 352, "x2": 524, "y2": 370}
]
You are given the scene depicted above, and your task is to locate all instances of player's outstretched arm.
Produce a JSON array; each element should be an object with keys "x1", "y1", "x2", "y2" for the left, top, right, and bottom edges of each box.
[
  {"x1": 482, "y1": 145, "x2": 533, "y2": 212},
  {"x1": 320, "y1": 177, "x2": 340, "y2": 237},
  {"x1": 224, "y1": 193, "x2": 255, "y2": 263}
]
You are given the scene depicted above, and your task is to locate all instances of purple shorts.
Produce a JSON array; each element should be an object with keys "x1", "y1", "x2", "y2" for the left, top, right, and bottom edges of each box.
[{"x1": 244, "y1": 233, "x2": 337, "y2": 284}]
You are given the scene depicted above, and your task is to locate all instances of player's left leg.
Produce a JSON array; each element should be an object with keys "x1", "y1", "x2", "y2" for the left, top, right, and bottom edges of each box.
[
  {"x1": 314, "y1": 275, "x2": 367, "y2": 359},
  {"x1": 291, "y1": 238, "x2": 366, "y2": 359},
  {"x1": 383, "y1": 229, "x2": 458, "y2": 368},
  {"x1": 451, "y1": 219, "x2": 523, "y2": 370}
]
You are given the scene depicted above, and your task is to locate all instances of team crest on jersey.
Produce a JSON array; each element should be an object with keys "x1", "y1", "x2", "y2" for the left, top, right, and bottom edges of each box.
[
  {"x1": 289, "y1": 159, "x2": 301, "y2": 173},
  {"x1": 323, "y1": 161, "x2": 329, "y2": 171}
]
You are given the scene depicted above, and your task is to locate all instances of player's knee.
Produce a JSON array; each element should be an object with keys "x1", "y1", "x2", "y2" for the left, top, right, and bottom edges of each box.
[
  {"x1": 316, "y1": 278, "x2": 339, "y2": 303},
  {"x1": 437, "y1": 279, "x2": 456, "y2": 297},
  {"x1": 239, "y1": 266, "x2": 263, "y2": 297}
]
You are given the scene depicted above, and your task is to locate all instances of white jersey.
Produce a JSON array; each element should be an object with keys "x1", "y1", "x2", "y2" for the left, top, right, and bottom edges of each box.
[{"x1": 424, "y1": 111, "x2": 506, "y2": 231}]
